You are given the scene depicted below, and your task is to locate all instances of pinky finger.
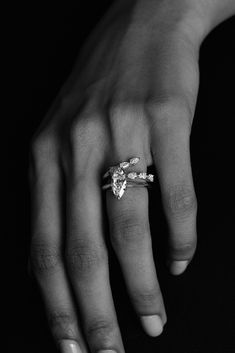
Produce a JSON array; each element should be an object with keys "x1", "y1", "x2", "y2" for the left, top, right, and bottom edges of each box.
[
  {"x1": 29, "y1": 144, "x2": 87, "y2": 353},
  {"x1": 32, "y1": 249, "x2": 87, "y2": 353}
]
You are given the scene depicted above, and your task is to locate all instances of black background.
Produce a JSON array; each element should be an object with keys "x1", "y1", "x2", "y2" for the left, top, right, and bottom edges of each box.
[{"x1": 6, "y1": 2, "x2": 235, "y2": 353}]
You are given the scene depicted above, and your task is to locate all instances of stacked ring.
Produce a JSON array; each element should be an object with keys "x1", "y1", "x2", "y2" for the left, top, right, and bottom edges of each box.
[{"x1": 102, "y1": 157, "x2": 155, "y2": 199}]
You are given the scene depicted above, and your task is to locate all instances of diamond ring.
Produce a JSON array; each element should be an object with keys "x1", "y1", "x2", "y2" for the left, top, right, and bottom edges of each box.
[{"x1": 102, "y1": 157, "x2": 154, "y2": 199}]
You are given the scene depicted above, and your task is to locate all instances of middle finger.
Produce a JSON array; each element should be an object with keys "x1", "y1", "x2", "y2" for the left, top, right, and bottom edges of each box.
[{"x1": 65, "y1": 118, "x2": 125, "y2": 353}]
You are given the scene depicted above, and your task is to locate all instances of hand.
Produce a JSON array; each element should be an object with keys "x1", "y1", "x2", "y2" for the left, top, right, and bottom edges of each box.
[{"x1": 29, "y1": 1, "x2": 234, "y2": 352}]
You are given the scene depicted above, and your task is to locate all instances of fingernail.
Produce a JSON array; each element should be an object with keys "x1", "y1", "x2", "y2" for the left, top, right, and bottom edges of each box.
[
  {"x1": 59, "y1": 340, "x2": 82, "y2": 353},
  {"x1": 140, "y1": 314, "x2": 163, "y2": 337},
  {"x1": 170, "y1": 260, "x2": 189, "y2": 275}
]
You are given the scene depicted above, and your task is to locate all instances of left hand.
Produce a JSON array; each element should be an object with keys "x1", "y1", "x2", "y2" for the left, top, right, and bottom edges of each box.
[{"x1": 29, "y1": 1, "x2": 235, "y2": 352}]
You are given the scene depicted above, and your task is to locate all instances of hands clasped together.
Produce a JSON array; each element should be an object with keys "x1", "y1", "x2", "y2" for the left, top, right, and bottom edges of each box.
[{"x1": 29, "y1": 1, "x2": 235, "y2": 352}]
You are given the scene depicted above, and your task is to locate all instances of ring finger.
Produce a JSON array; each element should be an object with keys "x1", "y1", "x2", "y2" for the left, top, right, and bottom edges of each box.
[{"x1": 106, "y1": 145, "x2": 166, "y2": 336}]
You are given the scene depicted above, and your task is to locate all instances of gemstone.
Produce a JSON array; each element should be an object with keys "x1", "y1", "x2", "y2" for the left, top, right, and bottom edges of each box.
[
  {"x1": 127, "y1": 172, "x2": 137, "y2": 179},
  {"x1": 120, "y1": 161, "x2": 130, "y2": 169},
  {"x1": 148, "y1": 174, "x2": 154, "y2": 182},
  {"x1": 129, "y1": 157, "x2": 140, "y2": 165},
  {"x1": 111, "y1": 167, "x2": 127, "y2": 199}
]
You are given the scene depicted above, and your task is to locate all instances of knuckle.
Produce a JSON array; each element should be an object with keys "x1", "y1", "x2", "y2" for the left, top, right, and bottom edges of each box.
[
  {"x1": 164, "y1": 184, "x2": 197, "y2": 218},
  {"x1": 108, "y1": 102, "x2": 142, "y2": 140},
  {"x1": 108, "y1": 102, "x2": 133, "y2": 123},
  {"x1": 69, "y1": 117, "x2": 88, "y2": 148},
  {"x1": 69, "y1": 114, "x2": 106, "y2": 151},
  {"x1": 48, "y1": 310, "x2": 77, "y2": 340},
  {"x1": 66, "y1": 238, "x2": 107, "y2": 277},
  {"x1": 131, "y1": 287, "x2": 161, "y2": 309},
  {"x1": 110, "y1": 212, "x2": 149, "y2": 249},
  {"x1": 30, "y1": 132, "x2": 57, "y2": 163},
  {"x1": 30, "y1": 241, "x2": 62, "y2": 275},
  {"x1": 30, "y1": 132, "x2": 58, "y2": 177},
  {"x1": 146, "y1": 96, "x2": 192, "y2": 132},
  {"x1": 170, "y1": 239, "x2": 197, "y2": 259},
  {"x1": 67, "y1": 115, "x2": 107, "y2": 175},
  {"x1": 86, "y1": 318, "x2": 116, "y2": 345}
]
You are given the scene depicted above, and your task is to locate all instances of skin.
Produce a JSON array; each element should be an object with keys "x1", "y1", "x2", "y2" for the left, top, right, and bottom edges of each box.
[{"x1": 29, "y1": 1, "x2": 235, "y2": 352}]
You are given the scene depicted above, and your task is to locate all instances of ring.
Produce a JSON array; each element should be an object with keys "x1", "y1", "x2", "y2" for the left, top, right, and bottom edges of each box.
[{"x1": 102, "y1": 157, "x2": 154, "y2": 199}]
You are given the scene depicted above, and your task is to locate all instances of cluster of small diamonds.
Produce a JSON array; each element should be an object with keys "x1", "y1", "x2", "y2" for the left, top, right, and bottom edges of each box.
[
  {"x1": 127, "y1": 172, "x2": 154, "y2": 182},
  {"x1": 118, "y1": 158, "x2": 154, "y2": 182}
]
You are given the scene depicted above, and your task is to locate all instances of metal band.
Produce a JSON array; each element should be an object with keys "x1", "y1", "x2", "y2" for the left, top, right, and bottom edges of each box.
[
  {"x1": 102, "y1": 157, "x2": 155, "y2": 199},
  {"x1": 102, "y1": 180, "x2": 150, "y2": 190}
]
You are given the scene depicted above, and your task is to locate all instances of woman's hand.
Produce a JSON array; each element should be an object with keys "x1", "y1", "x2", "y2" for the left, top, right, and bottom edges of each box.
[{"x1": 29, "y1": 1, "x2": 235, "y2": 352}]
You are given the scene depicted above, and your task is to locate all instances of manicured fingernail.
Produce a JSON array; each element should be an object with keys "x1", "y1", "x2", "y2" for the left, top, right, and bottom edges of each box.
[
  {"x1": 59, "y1": 340, "x2": 82, "y2": 353},
  {"x1": 97, "y1": 350, "x2": 117, "y2": 353},
  {"x1": 140, "y1": 315, "x2": 163, "y2": 337},
  {"x1": 170, "y1": 260, "x2": 189, "y2": 275}
]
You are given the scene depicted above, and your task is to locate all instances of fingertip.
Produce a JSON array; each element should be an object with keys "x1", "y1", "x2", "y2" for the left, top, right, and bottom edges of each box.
[
  {"x1": 59, "y1": 340, "x2": 83, "y2": 353},
  {"x1": 169, "y1": 260, "x2": 189, "y2": 275},
  {"x1": 140, "y1": 314, "x2": 163, "y2": 337}
]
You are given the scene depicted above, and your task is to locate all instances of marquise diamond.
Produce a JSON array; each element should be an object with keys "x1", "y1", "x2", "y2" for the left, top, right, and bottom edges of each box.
[
  {"x1": 129, "y1": 157, "x2": 140, "y2": 165},
  {"x1": 120, "y1": 161, "x2": 130, "y2": 169},
  {"x1": 111, "y1": 167, "x2": 127, "y2": 199}
]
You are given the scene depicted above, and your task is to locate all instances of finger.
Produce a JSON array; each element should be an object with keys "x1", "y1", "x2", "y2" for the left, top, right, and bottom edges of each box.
[
  {"x1": 30, "y1": 137, "x2": 87, "y2": 353},
  {"x1": 151, "y1": 101, "x2": 197, "y2": 275},
  {"x1": 66, "y1": 124, "x2": 125, "y2": 353},
  {"x1": 106, "y1": 149, "x2": 166, "y2": 337}
]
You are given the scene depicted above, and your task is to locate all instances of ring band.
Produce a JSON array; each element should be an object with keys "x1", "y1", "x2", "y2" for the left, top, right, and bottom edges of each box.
[{"x1": 102, "y1": 157, "x2": 154, "y2": 199}]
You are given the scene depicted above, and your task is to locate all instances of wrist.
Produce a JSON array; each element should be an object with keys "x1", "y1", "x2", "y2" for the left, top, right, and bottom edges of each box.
[
  {"x1": 128, "y1": 0, "x2": 235, "y2": 48},
  {"x1": 199, "y1": 0, "x2": 235, "y2": 35},
  {"x1": 178, "y1": 0, "x2": 235, "y2": 44},
  {"x1": 123, "y1": 0, "x2": 209, "y2": 48}
]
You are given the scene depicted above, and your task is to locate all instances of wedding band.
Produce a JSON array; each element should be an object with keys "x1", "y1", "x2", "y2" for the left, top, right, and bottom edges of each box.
[{"x1": 102, "y1": 157, "x2": 154, "y2": 199}]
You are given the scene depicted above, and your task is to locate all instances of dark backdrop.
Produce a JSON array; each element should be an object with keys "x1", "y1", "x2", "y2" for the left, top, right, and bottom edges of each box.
[{"x1": 6, "y1": 2, "x2": 235, "y2": 353}]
